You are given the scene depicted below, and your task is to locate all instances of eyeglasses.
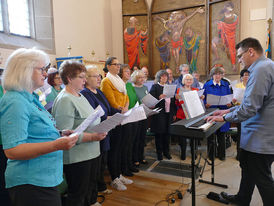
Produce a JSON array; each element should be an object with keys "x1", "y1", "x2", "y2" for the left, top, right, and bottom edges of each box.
[
  {"x1": 110, "y1": 63, "x2": 121, "y2": 67},
  {"x1": 87, "y1": 75, "x2": 101, "y2": 78},
  {"x1": 237, "y1": 49, "x2": 248, "y2": 59},
  {"x1": 36, "y1": 65, "x2": 48, "y2": 73},
  {"x1": 77, "y1": 75, "x2": 86, "y2": 79}
]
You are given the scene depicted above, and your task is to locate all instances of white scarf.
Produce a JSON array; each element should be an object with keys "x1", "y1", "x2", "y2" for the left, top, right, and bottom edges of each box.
[{"x1": 106, "y1": 72, "x2": 127, "y2": 94}]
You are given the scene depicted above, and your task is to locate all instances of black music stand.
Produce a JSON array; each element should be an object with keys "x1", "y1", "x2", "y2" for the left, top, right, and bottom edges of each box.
[
  {"x1": 199, "y1": 133, "x2": 228, "y2": 188},
  {"x1": 170, "y1": 111, "x2": 227, "y2": 206}
]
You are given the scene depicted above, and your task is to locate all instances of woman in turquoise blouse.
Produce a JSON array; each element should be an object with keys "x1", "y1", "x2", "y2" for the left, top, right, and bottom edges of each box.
[{"x1": 0, "y1": 48, "x2": 78, "y2": 206}]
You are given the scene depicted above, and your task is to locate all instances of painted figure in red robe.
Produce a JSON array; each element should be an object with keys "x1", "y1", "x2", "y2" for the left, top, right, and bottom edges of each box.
[
  {"x1": 124, "y1": 17, "x2": 148, "y2": 70},
  {"x1": 217, "y1": 2, "x2": 239, "y2": 72}
]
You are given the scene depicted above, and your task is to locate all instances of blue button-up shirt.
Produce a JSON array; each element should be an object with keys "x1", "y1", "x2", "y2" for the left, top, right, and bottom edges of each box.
[
  {"x1": 0, "y1": 90, "x2": 63, "y2": 188},
  {"x1": 225, "y1": 56, "x2": 274, "y2": 154}
]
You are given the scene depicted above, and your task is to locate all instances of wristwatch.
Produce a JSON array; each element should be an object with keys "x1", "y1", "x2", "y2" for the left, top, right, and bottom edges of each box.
[{"x1": 222, "y1": 114, "x2": 227, "y2": 122}]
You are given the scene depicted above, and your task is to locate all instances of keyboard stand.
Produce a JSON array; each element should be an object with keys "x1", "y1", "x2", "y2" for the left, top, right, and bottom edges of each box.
[
  {"x1": 198, "y1": 133, "x2": 228, "y2": 188},
  {"x1": 170, "y1": 109, "x2": 226, "y2": 206}
]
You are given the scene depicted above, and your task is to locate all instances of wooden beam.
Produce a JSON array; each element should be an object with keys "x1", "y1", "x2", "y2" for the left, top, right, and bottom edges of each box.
[{"x1": 151, "y1": 4, "x2": 205, "y2": 15}]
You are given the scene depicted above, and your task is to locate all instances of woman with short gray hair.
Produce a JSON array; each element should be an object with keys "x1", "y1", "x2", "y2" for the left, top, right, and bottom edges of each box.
[
  {"x1": 174, "y1": 73, "x2": 203, "y2": 160},
  {"x1": 209, "y1": 66, "x2": 224, "y2": 78},
  {"x1": 149, "y1": 70, "x2": 176, "y2": 160},
  {"x1": 203, "y1": 65, "x2": 232, "y2": 161}
]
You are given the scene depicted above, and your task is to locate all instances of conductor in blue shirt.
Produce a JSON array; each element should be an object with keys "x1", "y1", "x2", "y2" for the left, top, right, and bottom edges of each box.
[{"x1": 206, "y1": 37, "x2": 274, "y2": 206}]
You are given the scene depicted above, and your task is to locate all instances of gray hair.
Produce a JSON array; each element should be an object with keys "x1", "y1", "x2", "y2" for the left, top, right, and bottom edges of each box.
[
  {"x1": 86, "y1": 64, "x2": 98, "y2": 72},
  {"x1": 179, "y1": 64, "x2": 189, "y2": 71},
  {"x1": 131, "y1": 70, "x2": 145, "y2": 83},
  {"x1": 209, "y1": 66, "x2": 224, "y2": 78},
  {"x1": 2, "y1": 48, "x2": 49, "y2": 92},
  {"x1": 154, "y1": 70, "x2": 168, "y2": 83},
  {"x1": 182, "y1": 73, "x2": 193, "y2": 84}
]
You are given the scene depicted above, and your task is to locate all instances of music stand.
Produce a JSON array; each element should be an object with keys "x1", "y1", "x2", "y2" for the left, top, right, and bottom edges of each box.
[{"x1": 170, "y1": 110, "x2": 226, "y2": 206}]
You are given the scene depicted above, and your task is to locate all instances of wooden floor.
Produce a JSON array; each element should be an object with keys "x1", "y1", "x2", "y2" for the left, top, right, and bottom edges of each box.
[{"x1": 100, "y1": 174, "x2": 188, "y2": 206}]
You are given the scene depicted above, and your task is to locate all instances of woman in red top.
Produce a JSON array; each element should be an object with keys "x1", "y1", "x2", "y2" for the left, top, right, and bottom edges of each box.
[{"x1": 175, "y1": 74, "x2": 204, "y2": 160}]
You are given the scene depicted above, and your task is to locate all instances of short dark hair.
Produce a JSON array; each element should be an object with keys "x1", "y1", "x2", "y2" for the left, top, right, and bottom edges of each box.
[
  {"x1": 104, "y1": 57, "x2": 117, "y2": 73},
  {"x1": 236, "y1": 38, "x2": 263, "y2": 54},
  {"x1": 47, "y1": 71, "x2": 59, "y2": 86},
  {"x1": 240, "y1": 68, "x2": 250, "y2": 77},
  {"x1": 59, "y1": 60, "x2": 86, "y2": 85},
  {"x1": 119, "y1": 64, "x2": 130, "y2": 78}
]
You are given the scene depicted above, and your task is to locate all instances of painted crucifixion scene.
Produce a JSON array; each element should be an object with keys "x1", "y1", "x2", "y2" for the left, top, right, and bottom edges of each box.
[{"x1": 153, "y1": 7, "x2": 205, "y2": 74}]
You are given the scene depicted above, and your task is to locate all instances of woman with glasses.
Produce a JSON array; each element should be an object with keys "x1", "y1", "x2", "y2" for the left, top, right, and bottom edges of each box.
[
  {"x1": 101, "y1": 57, "x2": 133, "y2": 191},
  {"x1": 150, "y1": 70, "x2": 176, "y2": 161},
  {"x1": 203, "y1": 66, "x2": 232, "y2": 161},
  {"x1": 81, "y1": 65, "x2": 120, "y2": 195},
  {"x1": 0, "y1": 48, "x2": 78, "y2": 206},
  {"x1": 45, "y1": 68, "x2": 63, "y2": 112},
  {"x1": 52, "y1": 61, "x2": 107, "y2": 206}
]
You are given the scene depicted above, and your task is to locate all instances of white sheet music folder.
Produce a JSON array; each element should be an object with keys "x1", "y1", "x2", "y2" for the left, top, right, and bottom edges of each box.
[{"x1": 181, "y1": 90, "x2": 205, "y2": 119}]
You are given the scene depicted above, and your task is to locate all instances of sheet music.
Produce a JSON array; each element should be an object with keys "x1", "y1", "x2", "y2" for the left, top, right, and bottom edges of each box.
[
  {"x1": 121, "y1": 104, "x2": 147, "y2": 125},
  {"x1": 163, "y1": 84, "x2": 177, "y2": 98},
  {"x1": 206, "y1": 94, "x2": 233, "y2": 105},
  {"x1": 141, "y1": 93, "x2": 163, "y2": 108},
  {"x1": 233, "y1": 87, "x2": 245, "y2": 103},
  {"x1": 91, "y1": 111, "x2": 132, "y2": 133},
  {"x1": 230, "y1": 80, "x2": 238, "y2": 87},
  {"x1": 141, "y1": 104, "x2": 162, "y2": 117},
  {"x1": 70, "y1": 105, "x2": 105, "y2": 137},
  {"x1": 182, "y1": 90, "x2": 205, "y2": 118},
  {"x1": 219, "y1": 94, "x2": 233, "y2": 105}
]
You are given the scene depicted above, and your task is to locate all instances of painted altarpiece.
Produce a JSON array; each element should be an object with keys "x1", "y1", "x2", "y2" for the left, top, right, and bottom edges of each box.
[{"x1": 122, "y1": 0, "x2": 240, "y2": 78}]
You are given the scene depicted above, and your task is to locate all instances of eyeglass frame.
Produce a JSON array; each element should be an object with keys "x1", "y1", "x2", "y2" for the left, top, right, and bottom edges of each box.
[
  {"x1": 36, "y1": 63, "x2": 50, "y2": 73},
  {"x1": 110, "y1": 63, "x2": 121, "y2": 67},
  {"x1": 237, "y1": 49, "x2": 249, "y2": 59},
  {"x1": 86, "y1": 75, "x2": 101, "y2": 78}
]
